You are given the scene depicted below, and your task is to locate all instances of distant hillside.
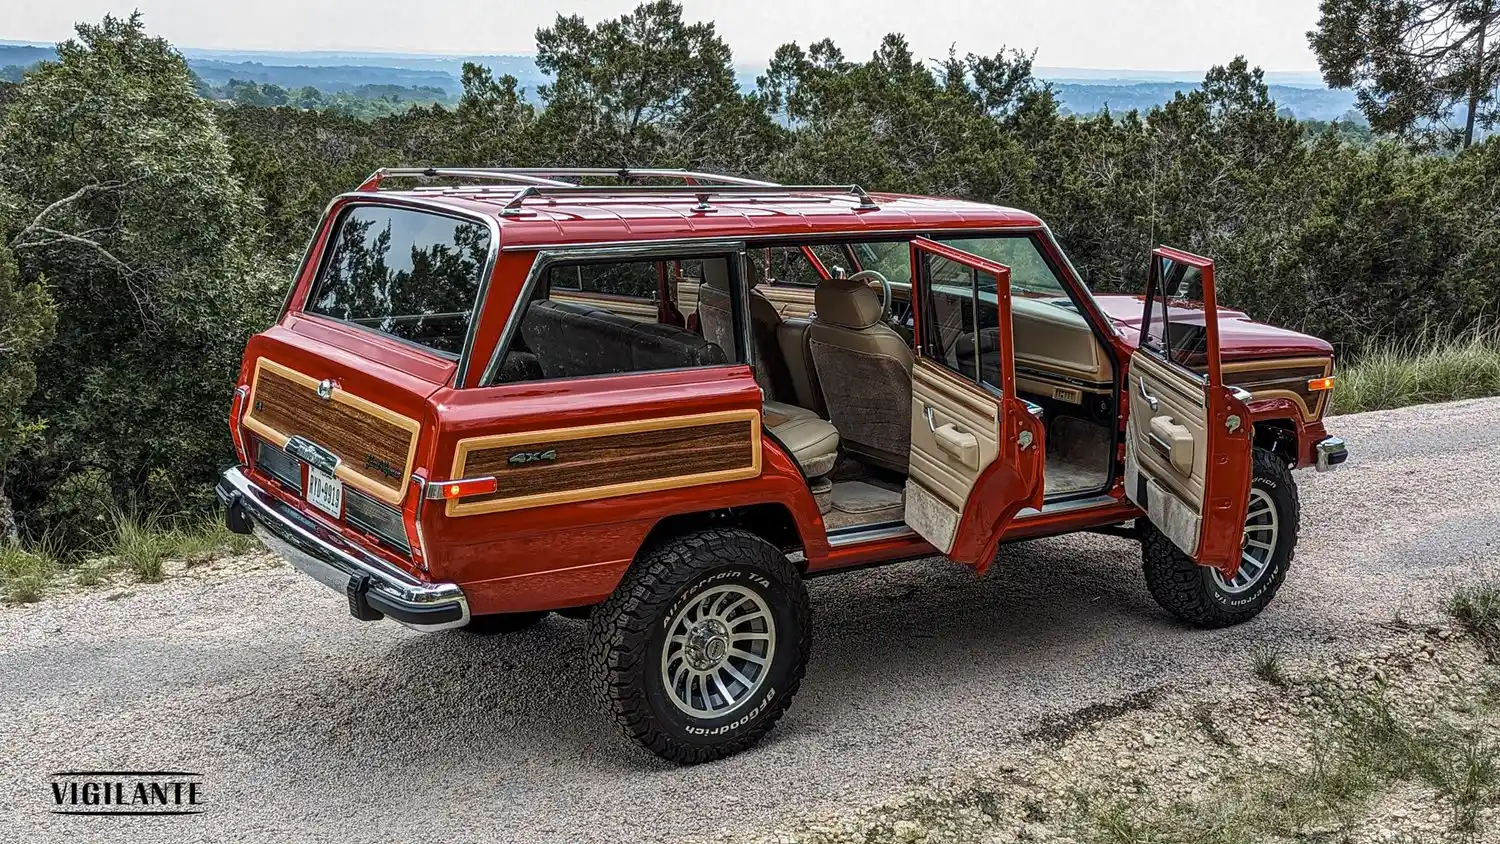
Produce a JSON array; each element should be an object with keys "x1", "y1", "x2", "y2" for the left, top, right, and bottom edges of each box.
[
  {"x1": 1, "y1": 43, "x2": 1359, "y2": 119},
  {"x1": 1051, "y1": 81, "x2": 1359, "y2": 121}
]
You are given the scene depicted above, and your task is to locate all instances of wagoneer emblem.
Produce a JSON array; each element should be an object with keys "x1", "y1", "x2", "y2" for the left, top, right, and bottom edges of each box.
[
  {"x1": 508, "y1": 449, "x2": 557, "y2": 466},
  {"x1": 316, "y1": 379, "x2": 336, "y2": 400}
]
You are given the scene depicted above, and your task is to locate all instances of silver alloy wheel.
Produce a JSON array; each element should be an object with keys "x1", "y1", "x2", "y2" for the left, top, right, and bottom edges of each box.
[
  {"x1": 1213, "y1": 488, "x2": 1279, "y2": 594},
  {"x1": 660, "y1": 584, "x2": 776, "y2": 718}
]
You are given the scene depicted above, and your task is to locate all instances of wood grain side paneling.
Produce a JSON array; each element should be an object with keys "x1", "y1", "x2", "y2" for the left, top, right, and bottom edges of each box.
[
  {"x1": 1225, "y1": 357, "x2": 1334, "y2": 421},
  {"x1": 447, "y1": 410, "x2": 762, "y2": 516},
  {"x1": 242, "y1": 359, "x2": 420, "y2": 504}
]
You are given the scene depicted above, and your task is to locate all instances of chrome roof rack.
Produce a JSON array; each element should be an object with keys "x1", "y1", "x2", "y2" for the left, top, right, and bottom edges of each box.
[
  {"x1": 355, "y1": 166, "x2": 881, "y2": 214},
  {"x1": 357, "y1": 167, "x2": 576, "y2": 190},
  {"x1": 495, "y1": 183, "x2": 880, "y2": 216}
]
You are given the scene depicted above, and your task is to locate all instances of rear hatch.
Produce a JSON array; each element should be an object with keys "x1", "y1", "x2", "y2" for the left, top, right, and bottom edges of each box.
[
  {"x1": 230, "y1": 199, "x2": 498, "y2": 572},
  {"x1": 233, "y1": 322, "x2": 451, "y2": 571}
]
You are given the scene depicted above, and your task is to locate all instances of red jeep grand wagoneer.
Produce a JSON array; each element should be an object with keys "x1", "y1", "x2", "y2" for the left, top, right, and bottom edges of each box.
[{"x1": 218, "y1": 167, "x2": 1347, "y2": 763}]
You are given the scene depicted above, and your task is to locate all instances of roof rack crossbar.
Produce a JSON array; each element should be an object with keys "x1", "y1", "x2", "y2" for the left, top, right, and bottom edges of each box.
[
  {"x1": 357, "y1": 167, "x2": 576, "y2": 191},
  {"x1": 463, "y1": 167, "x2": 779, "y2": 187},
  {"x1": 496, "y1": 182, "x2": 880, "y2": 216}
]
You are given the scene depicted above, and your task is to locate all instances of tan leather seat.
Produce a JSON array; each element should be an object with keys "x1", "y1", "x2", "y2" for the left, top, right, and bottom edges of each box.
[
  {"x1": 776, "y1": 317, "x2": 825, "y2": 417},
  {"x1": 763, "y1": 400, "x2": 839, "y2": 478},
  {"x1": 808, "y1": 277, "x2": 914, "y2": 474},
  {"x1": 696, "y1": 263, "x2": 794, "y2": 401},
  {"x1": 695, "y1": 266, "x2": 840, "y2": 479}
]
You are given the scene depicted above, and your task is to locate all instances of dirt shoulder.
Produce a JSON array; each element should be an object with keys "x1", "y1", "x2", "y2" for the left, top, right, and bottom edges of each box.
[{"x1": 740, "y1": 614, "x2": 1500, "y2": 844}]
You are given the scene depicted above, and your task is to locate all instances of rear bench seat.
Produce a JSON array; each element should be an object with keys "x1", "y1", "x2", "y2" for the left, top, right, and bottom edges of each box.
[{"x1": 521, "y1": 299, "x2": 840, "y2": 479}]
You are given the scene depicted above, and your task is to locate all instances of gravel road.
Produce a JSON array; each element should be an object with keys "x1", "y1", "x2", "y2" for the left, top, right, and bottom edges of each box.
[{"x1": 4, "y1": 398, "x2": 1500, "y2": 844}]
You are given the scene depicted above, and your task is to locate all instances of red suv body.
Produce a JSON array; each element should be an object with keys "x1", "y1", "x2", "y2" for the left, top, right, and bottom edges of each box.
[{"x1": 218, "y1": 168, "x2": 1345, "y2": 763}]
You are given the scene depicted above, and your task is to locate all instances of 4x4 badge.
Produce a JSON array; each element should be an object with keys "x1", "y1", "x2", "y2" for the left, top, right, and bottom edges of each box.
[{"x1": 508, "y1": 449, "x2": 557, "y2": 466}]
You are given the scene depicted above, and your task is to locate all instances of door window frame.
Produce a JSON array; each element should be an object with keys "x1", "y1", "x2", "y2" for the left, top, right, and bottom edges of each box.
[{"x1": 477, "y1": 239, "x2": 753, "y2": 388}]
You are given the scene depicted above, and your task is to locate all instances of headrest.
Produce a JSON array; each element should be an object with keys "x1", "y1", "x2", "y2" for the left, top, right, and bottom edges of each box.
[
  {"x1": 700, "y1": 257, "x2": 731, "y2": 291},
  {"x1": 814, "y1": 277, "x2": 884, "y2": 329}
]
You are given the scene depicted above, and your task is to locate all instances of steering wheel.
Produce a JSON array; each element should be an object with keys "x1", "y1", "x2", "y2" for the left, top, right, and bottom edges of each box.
[{"x1": 847, "y1": 270, "x2": 893, "y2": 324}]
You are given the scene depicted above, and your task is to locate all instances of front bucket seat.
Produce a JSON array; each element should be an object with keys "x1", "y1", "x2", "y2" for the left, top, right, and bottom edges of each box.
[{"x1": 808, "y1": 276, "x2": 914, "y2": 474}]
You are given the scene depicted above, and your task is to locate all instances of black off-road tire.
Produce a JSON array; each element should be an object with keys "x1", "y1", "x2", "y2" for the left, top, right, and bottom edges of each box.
[
  {"x1": 586, "y1": 528, "x2": 811, "y2": 765},
  {"x1": 1141, "y1": 447, "x2": 1300, "y2": 628},
  {"x1": 459, "y1": 610, "x2": 549, "y2": 635}
]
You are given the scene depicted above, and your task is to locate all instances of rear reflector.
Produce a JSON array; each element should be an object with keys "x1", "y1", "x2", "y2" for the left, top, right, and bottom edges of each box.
[
  {"x1": 425, "y1": 477, "x2": 498, "y2": 500},
  {"x1": 1307, "y1": 376, "x2": 1336, "y2": 392}
]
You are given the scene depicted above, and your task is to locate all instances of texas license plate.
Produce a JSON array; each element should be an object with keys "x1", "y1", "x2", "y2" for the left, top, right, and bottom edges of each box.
[{"x1": 307, "y1": 467, "x2": 343, "y2": 518}]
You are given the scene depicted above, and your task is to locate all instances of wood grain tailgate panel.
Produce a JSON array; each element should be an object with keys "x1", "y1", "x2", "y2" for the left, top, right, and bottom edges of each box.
[
  {"x1": 243, "y1": 359, "x2": 419, "y2": 503},
  {"x1": 448, "y1": 410, "x2": 761, "y2": 516}
]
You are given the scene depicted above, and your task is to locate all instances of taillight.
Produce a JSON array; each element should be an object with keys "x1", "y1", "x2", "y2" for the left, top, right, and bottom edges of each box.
[
  {"x1": 425, "y1": 476, "x2": 499, "y2": 500},
  {"x1": 229, "y1": 384, "x2": 251, "y2": 463},
  {"x1": 403, "y1": 475, "x2": 430, "y2": 571}
]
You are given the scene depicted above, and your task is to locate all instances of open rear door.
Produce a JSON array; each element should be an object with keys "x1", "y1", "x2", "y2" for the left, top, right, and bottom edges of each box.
[
  {"x1": 1124, "y1": 247, "x2": 1253, "y2": 576},
  {"x1": 901, "y1": 238, "x2": 1046, "y2": 569}
]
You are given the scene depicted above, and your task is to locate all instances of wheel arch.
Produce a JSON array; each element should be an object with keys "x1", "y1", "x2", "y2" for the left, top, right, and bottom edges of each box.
[
  {"x1": 1251, "y1": 414, "x2": 1300, "y2": 466},
  {"x1": 640, "y1": 503, "x2": 806, "y2": 564}
]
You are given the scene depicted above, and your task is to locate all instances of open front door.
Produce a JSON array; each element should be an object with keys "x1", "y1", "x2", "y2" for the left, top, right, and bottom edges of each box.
[
  {"x1": 902, "y1": 238, "x2": 1046, "y2": 569},
  {"x1": 1124, "y1": 247, "x2": 1253, "y2": 575}
]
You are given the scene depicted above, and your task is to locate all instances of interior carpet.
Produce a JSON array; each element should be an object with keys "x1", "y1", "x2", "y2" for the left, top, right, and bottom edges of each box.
[
  {"x1": 823, "y1": 480, "x2": 905, "y2": 531},
  {"x1": 1044, "y1": 415, "x2": 1113, "y2": 497}
]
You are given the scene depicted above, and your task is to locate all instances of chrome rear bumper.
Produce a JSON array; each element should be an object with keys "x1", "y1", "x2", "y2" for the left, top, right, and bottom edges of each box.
[
  {"x1": 1315, "y1": 437, "x2": 1349, "y2": 472},
  {"x1": 216, "y1": 467, "x2": 469, "y2": 631}
]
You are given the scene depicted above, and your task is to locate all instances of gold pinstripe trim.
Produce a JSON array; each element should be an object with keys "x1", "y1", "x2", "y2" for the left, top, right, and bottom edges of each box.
[
  {"x1": 1224, "y1": 356, "x2": 1334, "y2": 421},
  {"x1": 446, "y1": 409, "x2": 763, "y2": 517}
]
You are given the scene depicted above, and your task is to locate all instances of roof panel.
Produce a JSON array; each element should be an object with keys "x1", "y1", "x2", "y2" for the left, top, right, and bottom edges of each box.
[{"x1": 367, "y1": 189, "x2": 1043, "y2": 248}]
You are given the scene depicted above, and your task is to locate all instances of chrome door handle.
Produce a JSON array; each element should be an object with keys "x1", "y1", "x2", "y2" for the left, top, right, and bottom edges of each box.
[
  {"x1": 1136, "y1": 380, "x2": 1159, "y2": 412},
  {"x1": 923, "y1": 405, "x2": 938, "y2": 432}
]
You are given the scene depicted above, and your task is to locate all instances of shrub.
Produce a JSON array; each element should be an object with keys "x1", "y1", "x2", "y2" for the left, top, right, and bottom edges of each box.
[
  {"x1": 1332, "y1": 326, "x2": 1500, "y2": 415},
  {"x1": 0, "y1": 540, "x2": 57, "y2": 603},
  {"x1": 0, "y1": 14, "x2": 279, "y2": 549}
]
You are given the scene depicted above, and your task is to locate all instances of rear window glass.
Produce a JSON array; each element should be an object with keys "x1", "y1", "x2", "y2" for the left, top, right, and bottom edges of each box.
[{"x1": 305, "y1": 206, "x2": 491, "y2": 356}]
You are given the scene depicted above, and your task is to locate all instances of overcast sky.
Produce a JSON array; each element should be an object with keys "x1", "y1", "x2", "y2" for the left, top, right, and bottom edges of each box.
[{"x1": 4, "y1": 0, "x2": 1324, "y2": 71}]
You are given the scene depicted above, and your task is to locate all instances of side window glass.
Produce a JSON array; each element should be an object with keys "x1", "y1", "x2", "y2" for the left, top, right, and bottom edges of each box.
[
  {"x1": 494, "y1": 255, "x2": 742, "y2": 384},
  {"x1": 748, "y1": 247, "x2": 823, "y2": 287},
  {"x1": 808, "y1": 244, "x2": 850, "y2": 277},
  {"x1": 917, "y1": 255, "x2": 1002, "y2": 388},
  {"x1": 1141, "y1": 258, "x2": 1209, "y2": 374}
]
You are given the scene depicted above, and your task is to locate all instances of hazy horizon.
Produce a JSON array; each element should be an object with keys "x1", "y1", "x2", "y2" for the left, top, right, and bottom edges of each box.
[{"x1": 4, "y1": 0, "x2": 1326, "y2": 73}]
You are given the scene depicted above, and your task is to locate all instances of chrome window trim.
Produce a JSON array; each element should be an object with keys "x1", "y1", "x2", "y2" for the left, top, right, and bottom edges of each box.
[
  {"x1": 497, "y1": 227, "x2": 1048, "y2": 254},
  {"x1": 300, "y1": 193, "x2": 502, "y2": 389},
  {"x1": 478, "y1": 239, "x2": 749, "y2": 387}
]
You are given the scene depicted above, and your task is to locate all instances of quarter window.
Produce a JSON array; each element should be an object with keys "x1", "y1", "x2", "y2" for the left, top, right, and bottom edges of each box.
[
  {"x1": 492, "y1": 254, "x2": 745, "y2": 384},
  {"x1": 305, "y1": 206, "x2": 491, "y2": 356}
]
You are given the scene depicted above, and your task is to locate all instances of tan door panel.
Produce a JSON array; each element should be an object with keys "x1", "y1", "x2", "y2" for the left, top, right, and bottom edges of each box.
[
  {"x1": 905, "y1": 361, "x2": 1001, "y2": 553},
  {"x1": 1126, "y1": 351, "x2": 1210, "y2": 555}
]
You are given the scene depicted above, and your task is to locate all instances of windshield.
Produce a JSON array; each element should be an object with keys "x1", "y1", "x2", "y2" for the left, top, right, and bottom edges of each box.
[{"x1": 849, "y1": 234, "x2": 1069, "y2": 300}]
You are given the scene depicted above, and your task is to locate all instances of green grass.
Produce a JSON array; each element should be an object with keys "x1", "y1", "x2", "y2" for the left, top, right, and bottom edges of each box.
[
  {"x1": 1333, "y1": 325, "x2": 1500, "y2": 415},
  {"x1": 0, "y1": 539, "x2": 59, "y2": 604},
  {"x1": 1251, "y1": 645, "x2": 1291, "y2": 687},
  {"x1": 1451, "y1": 583, "x2": 1500, "y2": 661},
  {"x1": 0, "y1": 510, "x2": 258, "y2": 602},
  {"x1": 103, "y1": 507, "x2": 257, "y2": 583}
]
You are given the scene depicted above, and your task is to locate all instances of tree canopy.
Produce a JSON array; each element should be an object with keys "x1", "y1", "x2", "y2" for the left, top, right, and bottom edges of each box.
[{"x1": 1311, "y1": 0, "x2": 1500, "y2": 147}]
